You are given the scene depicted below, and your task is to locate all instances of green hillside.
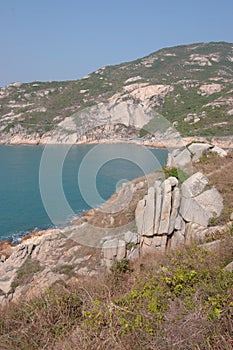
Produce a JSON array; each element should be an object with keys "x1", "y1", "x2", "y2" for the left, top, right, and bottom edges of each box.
[{"x1": 0, "y1": 42, "x2": 232, "y2": 139}]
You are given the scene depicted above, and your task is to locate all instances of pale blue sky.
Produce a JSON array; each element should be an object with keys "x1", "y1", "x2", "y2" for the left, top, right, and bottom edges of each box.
[{"x1": 0, "y1": 0, "x2": 232, "y2": 87}]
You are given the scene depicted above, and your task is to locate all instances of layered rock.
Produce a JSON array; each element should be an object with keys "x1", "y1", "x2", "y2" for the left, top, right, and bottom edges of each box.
[{"x1": 134, "y1": 172, "x2": 223, "y2": 255}]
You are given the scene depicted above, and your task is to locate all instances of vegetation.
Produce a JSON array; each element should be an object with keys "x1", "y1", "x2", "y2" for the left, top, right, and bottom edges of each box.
[
  {"x1": 194, "y1": 150, "x2": 233, "y2": 224},
  {"x1": 10, "y1": 258, "x2": 42, "y2": 293},
  {"x1": 0, "y1": 42, "x2": 233, "y2": 137},
  {"x1": 0, "y1": 230, "x2": 232, "y2": 349},
  {"x1": 162, "y1": 166, "x2": 189, "y2": 183}
]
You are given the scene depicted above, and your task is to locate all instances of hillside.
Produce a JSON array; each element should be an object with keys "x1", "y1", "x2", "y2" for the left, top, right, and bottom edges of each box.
[{"x1": 0, "y1": 42, "x2": 233, "y2": 144}]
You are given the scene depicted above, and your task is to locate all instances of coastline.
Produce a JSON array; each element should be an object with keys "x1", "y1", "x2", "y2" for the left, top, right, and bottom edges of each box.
[
  {"x1": 0, "y1": 135, "x2": 232, "y2": 249},
  {"x1": 0, "y1": 135, "x2": 233, "y2": 149}
]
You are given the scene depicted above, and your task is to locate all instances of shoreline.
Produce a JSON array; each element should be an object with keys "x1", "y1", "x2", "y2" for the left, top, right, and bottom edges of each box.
[
  {"x1": 0, "y1": 136, "x2": 232, "y2": 249},
  {"x1": 0, "y1": 135, "x2": 233, "y2": 149}
]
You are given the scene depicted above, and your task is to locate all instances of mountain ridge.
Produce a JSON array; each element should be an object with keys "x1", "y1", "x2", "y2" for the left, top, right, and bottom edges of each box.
[{"x1": 0, "y1": 41, "x2": 233, "y2": 145}]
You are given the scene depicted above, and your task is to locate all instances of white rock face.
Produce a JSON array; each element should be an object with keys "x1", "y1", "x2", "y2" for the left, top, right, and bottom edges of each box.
[
  {"x1": 187, "y1": 143, "x2": 211, "y2": 162},
  {"x1": 158, "y1": 179, "x2": 172, "y2": 234},
  {"x1": 154, "y1": 181, "x2": 162, "y2": 233},
  {"x1": 143, "y1": 187, "x2": 155, "y2": 236},
  {"x1": 124, "y1": 231, "x2": 138, "y2": 244},
  {"x1": 169, "y1": 143, "x2": 228, "y2": 166},
  {"x1": 180, "y1": 173, "x2": 223, "y2": 227},
  {"x1": 199, "y1": 83, "x2": 222, "y2": 96},
  {"x1": 167, "y1": 148, "x2": 192, "y2": 173},
  {"x1": 135, "y1": 199, "x2": 145, "y2": 236},
  {"x1": 181, "y1": 172, "x2": 209, "y2": 198},
  {"x1": 168, "y1": 187, "x2": 181, "y2": 234},
  {"x1": 211, "y1": 146, "x2": 228, "y2": 157}
]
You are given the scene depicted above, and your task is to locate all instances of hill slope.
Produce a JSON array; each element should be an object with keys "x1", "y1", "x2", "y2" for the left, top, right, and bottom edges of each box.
[{"x1": 0, "y1": 42, "x2": 233, "y2": 144}]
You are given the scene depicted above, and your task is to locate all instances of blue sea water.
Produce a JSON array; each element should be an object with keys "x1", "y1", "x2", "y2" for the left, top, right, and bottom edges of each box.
[{"x1": 0, "y1": 144, "x2": 168, "y2": 242}]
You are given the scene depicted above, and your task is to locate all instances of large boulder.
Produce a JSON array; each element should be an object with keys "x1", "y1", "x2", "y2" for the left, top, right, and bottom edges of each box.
[
  {"x1": 180, "y1": 173, "x2": 223, "y2": 227},
  {"x1": 187, "y1": 143, "x2": 211, "y2": 162},
  {"x1": 167, "y1": 148, "x2": 192, "y2": 173}
]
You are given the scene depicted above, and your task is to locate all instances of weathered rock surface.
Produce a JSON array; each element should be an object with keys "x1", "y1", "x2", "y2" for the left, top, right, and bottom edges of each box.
[
  {"x1": 167, "y1": 148, "x2": 192, "y2": 173},
  {"x1": 187, "y1": 143, "x2": 211, "y2": 162},
  {"x1": 0, "y1": 143, "x2": 227, "y2": 304},
  {"x1": 167, "y1": 143, "x2": 227, "y2": 171},
  {"x1": 134, "y1": 169, "x2": 223, "y2": 256},
  {"x1": 180, "y1": 173, "x2": 223, "y2": 226},
  {"x1": 102, "y1": 238, "x2": 126, "y2": 269},
  {"x1": 0, "y1": 231, "x2": 101, "y2": 304}
]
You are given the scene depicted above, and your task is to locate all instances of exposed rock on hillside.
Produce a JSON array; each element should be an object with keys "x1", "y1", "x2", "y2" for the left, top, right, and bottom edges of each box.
[
  {"x1": 0, "y1": 143, "x2": 229, "y2": 303},
  {"x1": 0, "y1": 42, "x2": 233, "y2": 145},
  {"x1": 134, "y1": 172, "x2": 223, "y2": 254},
  {"x1": 167, "y1": 142, "x2": 228, "y2": 171}
]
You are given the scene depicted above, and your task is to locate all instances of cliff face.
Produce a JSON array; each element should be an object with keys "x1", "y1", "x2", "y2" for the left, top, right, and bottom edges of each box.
[{"x1": 0, "y1": 42, "x2": 233, "y2": 145}]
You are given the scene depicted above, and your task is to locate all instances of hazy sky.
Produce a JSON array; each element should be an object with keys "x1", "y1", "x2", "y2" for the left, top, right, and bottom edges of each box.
[{"x1": 0, "y1": 0, "x2": 233, "y2": 87}]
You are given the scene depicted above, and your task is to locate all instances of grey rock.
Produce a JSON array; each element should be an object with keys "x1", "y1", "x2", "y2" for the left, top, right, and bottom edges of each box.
[
  {"x1": 179, "y1": 172, "x2": 223, "y2": 227},
  {"x1": 153, "y1": 235, "x2": 167, "y2": 249},
  {"x1": 135, "y1": 198, "x2": 145, "y2": 235},
  {"x1": 124, "y1": 231, "x2": 138, "y2": 244},
  {"x1": 230, "y1": 212, "x2": 233, "y2": 221},
  {"x1": 181, "y1": 187, "x2": 223, "y2": 227},
  {"x1": 211, "y1": 146, "x2": 227, "y2": 157},
  {"x1": 154, "y1": 180, "x2": 162, "y2": 234},
  {"x1": 181, "y1": 172, "x2": 208, "y2": 198},
  {"x1": 199, "y1": 239, "x2": 222, "y2": 253},
  {"x1": 167, "y1": 148, "x2": 192, "y2": 173},
  {"x1": 187, "y1": 143, "x2": 211, "y2": 162},
  {"x1": 142, "y1": 236, "x2": 153, "y2": 246},
  {"x1": 77, "y1": 266, "x2": 89, "y2": 276},
  {"x1": 116, "y1": 240, "x2": 126, "y2": 261},
  {"x1": 158, "y1": 179, "x2": 172, "y2": 234},
  {"x1": 175, "y1": 214, "x2": 185, "y2": 232},
  {"x1": 185, "y1": 222, "x2": 210, "y2": 245},
  {"x1": 168, "y1": 187, "x2": 181, "y2": 234},
  {"x1": 127, "y1": 247, "x2": 140, "y2": 261},
  {"x1": 143, "y1": 187, "x2": 155, "y2": 236},
  {"x1": 5, "y1": 266, "x2": 14, "y2": 272},
  {"x1": 168, "y1": 230, "x2": 185, "y2": 251},
  {"x1": 102, "y1": 238, "x2": 118, "y2": 260},
  {"x1": 169, "y1": 176, "x2": 179, "y2": 187}
]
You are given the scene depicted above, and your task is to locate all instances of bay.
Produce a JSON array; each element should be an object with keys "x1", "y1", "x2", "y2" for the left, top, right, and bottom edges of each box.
[{"x1": 0, "y1": 144, "x2": 168, "y2": 242}]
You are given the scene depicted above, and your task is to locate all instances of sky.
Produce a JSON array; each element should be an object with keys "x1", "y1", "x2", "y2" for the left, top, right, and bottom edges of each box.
[{"x1": 0, "y1": 0, "x2": 233, "y2": 87}]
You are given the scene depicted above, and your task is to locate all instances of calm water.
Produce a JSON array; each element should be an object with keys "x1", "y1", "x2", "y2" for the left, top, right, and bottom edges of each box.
[{"x1": 0, "y1": 144, "x2": 168, "y2": 242}]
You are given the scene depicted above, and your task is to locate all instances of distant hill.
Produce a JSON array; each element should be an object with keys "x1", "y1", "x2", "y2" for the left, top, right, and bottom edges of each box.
[{"x1": 0, "y1": 42, "x2": 233, "y2": 144}]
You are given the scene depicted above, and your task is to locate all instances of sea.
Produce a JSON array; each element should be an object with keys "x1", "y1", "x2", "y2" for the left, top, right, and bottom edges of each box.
[{"x1": 0, "y1": 144, "x2": 168, "y2": 243}]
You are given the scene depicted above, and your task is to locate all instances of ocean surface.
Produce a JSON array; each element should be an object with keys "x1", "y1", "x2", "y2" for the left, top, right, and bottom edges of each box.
[{"x1": 0, "y1": 144, "x2": 168, "y2": 243}]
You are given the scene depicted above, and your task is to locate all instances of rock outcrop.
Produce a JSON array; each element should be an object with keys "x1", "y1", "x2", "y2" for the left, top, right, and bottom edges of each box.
[
  {"x1": 134, "y1": 171, "x2": 223, "y2": 255},
  {"x1": 0, "y1": 143, "x2": 228, "y2": 303},
  {"x1": 167, "y1": 142, "x2": 228, "y2": 171},
  {"x1": 0, "y1": 230, "x2": 101, "y2": 305},
  {"x1": 101, "y1": 169, "x2": 224, "y2": 267}
]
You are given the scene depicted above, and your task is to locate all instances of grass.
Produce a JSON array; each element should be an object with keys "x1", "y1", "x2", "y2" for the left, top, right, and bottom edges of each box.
[
  {"x1": 1, "y1": 42, "x2": 233, "y2": 137},
  {"x1": 10, "y1": 258, "x2": 42, "y2": 293},
  {"x1": 0, "y1": 229, "x2": 232, "y2": 349},
  {"x1": 0, "y1": 148, "x2": 232, "y2": 349},
  {"x1": 193, "y1": 150, "x2": 233, "y2": 224}
]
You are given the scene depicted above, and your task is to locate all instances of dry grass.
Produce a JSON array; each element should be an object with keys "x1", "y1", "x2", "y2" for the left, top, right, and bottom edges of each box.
[
  {"x1": 194, "y1": 151, "x2": 233, "y2": 224},
  {"x1": 0, "y1": 227, "x2": 232, "y2": 350}
]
